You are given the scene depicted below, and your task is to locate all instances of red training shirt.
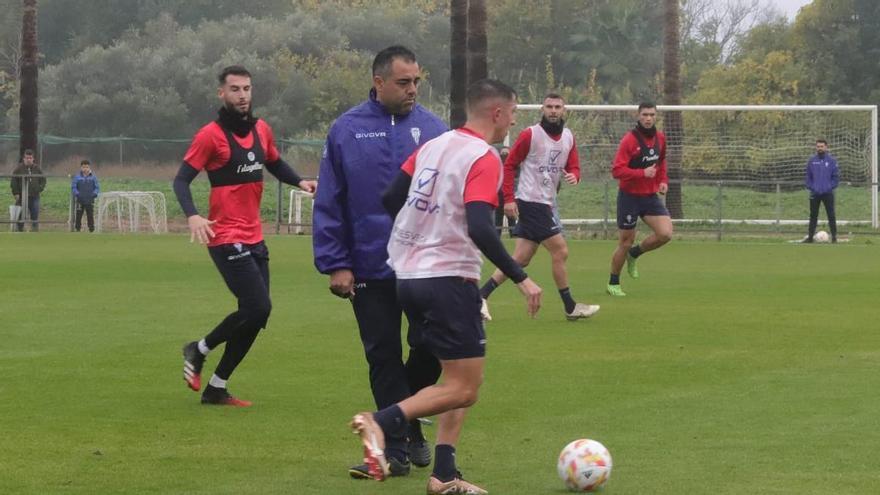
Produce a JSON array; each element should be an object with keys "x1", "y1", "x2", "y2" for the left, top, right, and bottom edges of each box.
[
  {"x1": 183, "y1": 120, "x2": 281, "y2": 246},
  {"x1": 611, "y1": 129, "x2": 668, "y2": 196}
]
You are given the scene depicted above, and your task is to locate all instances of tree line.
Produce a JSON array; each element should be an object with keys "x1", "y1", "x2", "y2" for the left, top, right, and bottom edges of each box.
[{"x1": 0, "y1": 0, "x2": 878, "y2": 143}]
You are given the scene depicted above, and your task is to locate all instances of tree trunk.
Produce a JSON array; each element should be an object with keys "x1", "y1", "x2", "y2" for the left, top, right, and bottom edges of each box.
[
  {"x1": 19, "y1": 0, "x2": 38, "y2": 159},
  {"x1": 466, "y1": 0, "x2": 487, "y2": 84},
  {"x1": 449, "y1": 0, "x2": 468, "y2": 128},
  {"x1": 663, "y1": 0, "x2": 683, "y2": 218}
]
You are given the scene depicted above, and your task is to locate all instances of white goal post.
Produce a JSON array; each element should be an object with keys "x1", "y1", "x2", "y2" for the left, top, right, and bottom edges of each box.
[
  {"x1": 517, "y1": 104, "x2": 879, "y2": 229},
  {"x1": 288, "y1": 189, "x2": 314, "y2": 234},
  {"x1": 96, "y1": 191, "x2": 168, "y2": 234}
]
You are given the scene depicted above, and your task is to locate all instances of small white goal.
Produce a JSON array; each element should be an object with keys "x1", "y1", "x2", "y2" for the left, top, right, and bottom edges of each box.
[
  {"x1": 96, "y1": 191, "x2": 168, "y2": 234},
  {"x1": 288, "y1": 189, "x2": 314, "y2": 234}
]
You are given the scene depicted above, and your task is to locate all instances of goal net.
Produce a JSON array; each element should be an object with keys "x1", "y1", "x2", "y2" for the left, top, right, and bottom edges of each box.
[
  {"x1": 515, "y1": 104, "x2": 878, "y2": 234},
  {"x1": 96, "y1": 191, "x2": 168, "y2": 234}
]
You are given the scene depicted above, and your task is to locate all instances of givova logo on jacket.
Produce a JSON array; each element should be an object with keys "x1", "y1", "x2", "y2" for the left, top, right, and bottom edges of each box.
[{"x1": 406, "y1": 168, "x2": 441, "y2": 214}]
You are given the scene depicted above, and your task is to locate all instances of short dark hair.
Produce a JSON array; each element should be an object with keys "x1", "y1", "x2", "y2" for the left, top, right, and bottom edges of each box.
[
  {"x1": 544, "y1": 92, "x2": 564, "y2": 101},
  {"x1": 638, "y1": 102, "x2": 657, "y2": 112},
  {"x1": 218, "y1": 65, "x2": 251, "y2": 85},
  {"x1": 23, "y1": 149, "x2": 34, "y2": 156},
  {"x1": 816, "y1": 138, "x2": 828, "y2": 145},
  {"x1": 81, "y1": 159, "x2": 91, "y2": 166},
  {"x1": 466, "y1": 79, "x2": 517, "y2": 110},
  {"x1": 372, "y1": 45, "x2": 417, "y2": 78}
]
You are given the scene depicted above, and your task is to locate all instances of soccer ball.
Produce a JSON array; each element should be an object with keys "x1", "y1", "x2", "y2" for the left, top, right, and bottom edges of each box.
[
  {"x1": 814, "y1": 230, "x2": 830, "y2": 243},
  {"x1": 557, "y1": 439, "x2": 613, "y2": 492}
]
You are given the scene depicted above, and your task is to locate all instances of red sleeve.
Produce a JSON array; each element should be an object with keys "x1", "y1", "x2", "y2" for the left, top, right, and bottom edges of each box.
[
  {"x1": 502, "y1": 128, "x2": 531, "y2": 203},
  {"x1": 565, "y1": 135, "x2": 581, "y2": 182},
  {"x1": 258, "y1": 121, "x2": 281, "y2": 163},
  {"x1": 611, "y1": 132, "x2": 646, "y2": 181},
  {"x1": 400, "y1": 149, "x2": 417, "y2": 176},
  {"x1": 182, "y1": 127, "x2": 217, "y2": 172},
  {"x1": 464, "y1": 151, "x2": 502, "y2": 207},
  {"x1": 657, "y1": 132, "x2": 668, "y2": 185}
]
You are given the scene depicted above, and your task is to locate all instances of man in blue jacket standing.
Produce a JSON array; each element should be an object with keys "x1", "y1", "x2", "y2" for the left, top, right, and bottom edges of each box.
[
  {"x1": 72, "y1": 159, "x2": 100, "y2": 232},
  {"x1": 804, "y1": 138, "x2": 839, "y2": 243},
  {"x1": 312, "y1": 45, "x2": 448, "y2": 478}
]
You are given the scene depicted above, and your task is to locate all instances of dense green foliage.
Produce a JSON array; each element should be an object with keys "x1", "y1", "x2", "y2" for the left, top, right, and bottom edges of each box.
[
  {"x1": 1, "y1": 235, "x2": 878, "y2": 494},
  {"x1": 2, "y1": 0, "x2": 878, "y2": 143}
]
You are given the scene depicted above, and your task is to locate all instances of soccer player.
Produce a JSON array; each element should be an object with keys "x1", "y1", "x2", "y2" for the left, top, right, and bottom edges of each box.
[
  {"x1": 803, "y1": 138, "x2": 839, "y2": 243},
  {"x1": 606, "y1": 102, "x2": 672, "y2": 296},
  {"x1": 173, "y1": 65, "x2": 315, "y2": 406},
  {"x1": 312, "y1": 46, "x2": 448, "y2": 476},
  {"x1": 350, "y1": 79, "x2": 542, "y2": 495},
  {"x1": 479, "y1": 93, "x2": 599, "y2": 321}
]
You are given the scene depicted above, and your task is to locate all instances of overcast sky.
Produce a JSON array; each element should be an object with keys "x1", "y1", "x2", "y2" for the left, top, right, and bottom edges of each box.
[{"x1": 769, "y1": 0, "x2": 813, "y2": 19}]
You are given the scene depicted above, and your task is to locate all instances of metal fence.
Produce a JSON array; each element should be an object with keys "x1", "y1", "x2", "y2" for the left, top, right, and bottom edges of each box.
[{"x1": 3, "y1": 172, "x2": 874, "y2": 241}]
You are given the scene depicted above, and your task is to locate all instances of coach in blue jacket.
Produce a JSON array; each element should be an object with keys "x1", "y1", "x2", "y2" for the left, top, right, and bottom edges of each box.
[
  {"x1": 312, "y1": 45, "x2": 447, "y2": 477},
  {"x1": 804, "y1": 138, "x2": 839, "y2": 243}
]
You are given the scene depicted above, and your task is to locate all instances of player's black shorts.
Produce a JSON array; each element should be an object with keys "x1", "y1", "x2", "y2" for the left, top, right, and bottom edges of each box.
[
  {"x1": 616, "y1": 190, "x2": 669, "y2": 230},
  {"x1": 397, "y1": 277, "x2": 486, "y2": 360},
  {"x1": 512, "y1": 199, "x2": 562, "y2": 243}
]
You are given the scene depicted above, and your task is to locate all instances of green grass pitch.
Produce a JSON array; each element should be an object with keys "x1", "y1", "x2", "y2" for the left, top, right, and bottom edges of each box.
[{"x1": 1, "y1": 233, "x2": 878, "y2": 494}]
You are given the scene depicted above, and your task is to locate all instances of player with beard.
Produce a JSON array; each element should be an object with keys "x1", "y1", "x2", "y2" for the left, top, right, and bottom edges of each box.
[
  {"x1": 478, "y1": 93, "x2": 599, "y2": 321},
  {"x1": 173, "y1": 65, "x2": 316, "y2": 406},
  {"x1": 606, "y1": 102, "x2": 672, "y2": 297}
]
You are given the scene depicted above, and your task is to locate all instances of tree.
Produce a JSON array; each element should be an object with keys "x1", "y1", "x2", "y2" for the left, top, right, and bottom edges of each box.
[
  {"x1": 664, "y1": 0, "x2": 684, "y2": 218},
  {"x1": 449, "y1": 0, "x2": 468, "y2": 127},
  {"x1": 19, "y1": 0, "x2": 37, "y2": 158},
  {"x1": 561, "y1": 1, "x2": 665, "y2": 103},
  {"x1": 466, "y1": 0, "x2": 487, "y2": 84}
]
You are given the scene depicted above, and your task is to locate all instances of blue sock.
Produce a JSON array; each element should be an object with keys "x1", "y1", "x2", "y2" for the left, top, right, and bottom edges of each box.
[
  {"x1": 628, "y1": 245, "x2": 643, "y2": 259},
  {"x1": 609, "y1": 273, "x2": 620, "y2": 285},
  {"x1": 432, "y1": 444, "x2": 457, "y2": 482}
]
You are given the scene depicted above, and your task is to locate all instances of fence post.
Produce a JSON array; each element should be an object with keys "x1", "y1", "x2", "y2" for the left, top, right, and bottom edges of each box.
[
  {"x1": 21, "y1": 175, "x2": 30, "y2": 229},
  {"x1": 118, "y1": 137, "x2": 124, "y2": 166},
  {"x1": 716, "y1": 181, "x2": 723, "y2": 241},
  {"x1": 275, "y1": 178, "x2": 282, "y2": 235},
  {"x1": 69, "y1": 174, "x2": 75, "y2": 232},
  {"x1": 603, "y1": 180, "x2": 610, "y2": 240},
  {"x1": 775, "y1": 182, "x2": 782, "y2": 233}
]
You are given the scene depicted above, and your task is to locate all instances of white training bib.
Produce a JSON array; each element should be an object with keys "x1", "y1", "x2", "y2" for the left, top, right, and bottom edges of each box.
[
  {"x1": 388, "y1": 129, "x2": 501, "y2": 280},
  {"x1": 515, "y1": 124, "x2": 574, "y2": 206}
]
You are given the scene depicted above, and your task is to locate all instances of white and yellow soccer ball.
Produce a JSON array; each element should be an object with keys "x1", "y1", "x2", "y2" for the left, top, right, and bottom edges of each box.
[
  {"x1": 557, "y1": 439, "x2": 613, "y2": 492},
  {"x1": 814, "y1": 230, "x2": 830, "y2": 243}
]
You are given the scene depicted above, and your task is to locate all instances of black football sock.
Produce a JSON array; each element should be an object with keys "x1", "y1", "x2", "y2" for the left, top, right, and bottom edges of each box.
[
  {"x1": 479, "y1": 278, "x2": 499, "y2": 299},
  {"x1": 374, "y1": 404, "x2": 409, "y2": 462},
  {"x1": 432, "y1": 444, "x2": 457, "y2": 482},
  {"x1": 374, "y1": 404, "x2": 408, "y2": 440},
  {"x1": 609, "y1": 273, "x2": 620, "y2": 285},
  {"x1": 628, "y1": 245, "x2": 643, "y2": 259},
  {"x1": 559, "y1": 288, "x2": 576, "y2": 313}
]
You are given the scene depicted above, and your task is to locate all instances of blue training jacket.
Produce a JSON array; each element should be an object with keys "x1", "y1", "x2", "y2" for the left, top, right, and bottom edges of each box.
[
  {"x1": 805, "y1": 153, "x2": 839, "y2": 195},
  {"x1": 71, "y1": 172, "x2": 100, "y2": 204},
  {"x1": 312, "y1": 89, "x2": 447, "y2": 280}
]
